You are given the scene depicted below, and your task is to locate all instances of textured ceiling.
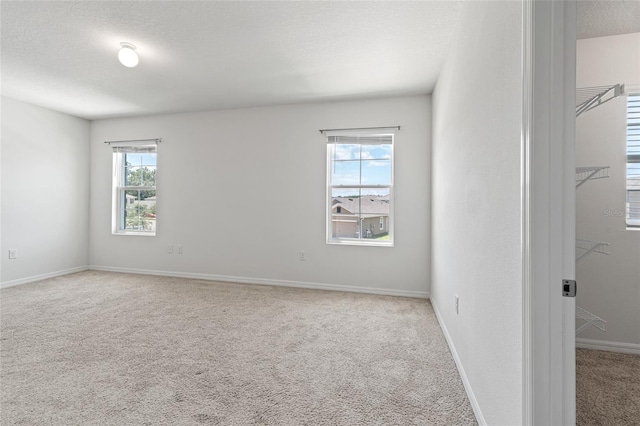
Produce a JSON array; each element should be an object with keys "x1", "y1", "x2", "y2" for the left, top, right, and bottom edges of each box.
[
  {"x1": 0, "y1": 1, "x2": 463, "y2": 120},
  {"x1": 3, "y1": 1, "x2": 636, "y2": 120},
  {"x1": 577, "y1": 0, "x2": 640, "y2": 39}
]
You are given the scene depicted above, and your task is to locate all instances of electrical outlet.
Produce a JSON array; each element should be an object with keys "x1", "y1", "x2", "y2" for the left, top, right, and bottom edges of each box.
[
  {"x1": 455, "y1": 295, "x2": 459, "y2": 314},
  {"x1": 298, "y1": 251, "x2": 306, "y2": 261},
  {"x1": 167, "y1": 245, "x2": 173, "y2": 254},
  {"x1": 8, "y1": 249, "x2": 17, "y2": 260},
  {"x1": 177, "y1": 245, "x2": 183, "y2": 255}
]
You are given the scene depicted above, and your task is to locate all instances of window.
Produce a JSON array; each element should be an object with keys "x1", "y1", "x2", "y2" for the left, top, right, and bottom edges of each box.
[
  {"x1": 627, "y1": 94, "x2": 639, "y2": 227},
  {"x1": 327, "y1": 133, "x2": 393, "y2": 245},
  {"x1": 112, "y1": 144, "x2": 157, "y2": 235}
]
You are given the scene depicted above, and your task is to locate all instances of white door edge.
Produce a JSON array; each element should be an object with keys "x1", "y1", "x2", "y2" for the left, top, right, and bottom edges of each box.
[{"x1": 522, "y1": 1, "x2": 577, "y2": 425}]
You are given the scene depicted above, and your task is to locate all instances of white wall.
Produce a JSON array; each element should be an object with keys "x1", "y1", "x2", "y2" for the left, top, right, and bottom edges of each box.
[
  {"x1": 431, "y1": 2, "x2": 522, "y2": 424},
  {"x1": 89, "y1": 95, "x2": 431, "y2": 296},
  {"x1": 576, "y1": 33, "x2": 640, "y2": 349},
  {"x1": 1, "y1": 97, "x2": 90, "y2": 285}
]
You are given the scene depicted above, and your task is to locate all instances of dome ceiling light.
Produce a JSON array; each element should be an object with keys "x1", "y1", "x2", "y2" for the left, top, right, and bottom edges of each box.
[{"x1": 118, "y1": 42, "x2": 139, "y2": 68}]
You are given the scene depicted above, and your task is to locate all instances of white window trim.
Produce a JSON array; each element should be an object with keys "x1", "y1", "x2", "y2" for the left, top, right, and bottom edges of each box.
[
  {"x1": 326, "y1": 133, "x2": 394, "y2": 247},
  {"x1": 627, "y1": 93, "x2": 639, "y2": 228},
  {"x1": 111, "y1": 144, "x2": 157, "y2": 236}
]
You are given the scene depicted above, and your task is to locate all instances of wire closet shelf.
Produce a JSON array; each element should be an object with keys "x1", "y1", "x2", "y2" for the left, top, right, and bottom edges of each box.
[
  {"x1": 575, "y1": 238, "x2": 610, "y2": 262},
  {"x1": 576, "y1": 84, "x2": 625, "y2": 117},
  {"x1": 576, "y1": 306, "x2": 606, "y2": 335},
  {"x1": 576, "y1": 166, "x2": 610, "y2": 188},
  {"x1": 573, "y1": 86, "x2": 627, "y2": 335}
]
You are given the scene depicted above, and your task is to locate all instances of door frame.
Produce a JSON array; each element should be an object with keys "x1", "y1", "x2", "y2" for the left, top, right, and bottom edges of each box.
[{"x1": 522, "y1": 1, "x2": 577, "y2": 424}]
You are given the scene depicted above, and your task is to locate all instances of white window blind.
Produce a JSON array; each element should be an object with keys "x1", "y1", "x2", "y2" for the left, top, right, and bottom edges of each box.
[
  {"x1": 112, "y1": 145, "x2": 157, "y2": 154},
  {"x1": 327, "y1": 135, "x2": 393, "y2": 145}
]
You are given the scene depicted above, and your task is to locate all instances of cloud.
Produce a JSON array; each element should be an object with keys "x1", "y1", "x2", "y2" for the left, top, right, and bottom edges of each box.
[
  {"x1": 334, "y1": 144, "x2": 359, "y2": 160},
  {"x1": 366, "y1": 160, "x2": 389, "y2": 167},
  {"x1": 333, "y1": 173, "x2": 360, "y2": 185}
]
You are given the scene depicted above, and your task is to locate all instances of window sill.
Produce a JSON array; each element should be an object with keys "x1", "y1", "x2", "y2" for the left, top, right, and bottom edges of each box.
[
  {"x1": 112, "y1": 231, "x2": 156, "y2": 237},
  {"x1": 327, "y1": 239, "x2": 393, "y2": 247}
]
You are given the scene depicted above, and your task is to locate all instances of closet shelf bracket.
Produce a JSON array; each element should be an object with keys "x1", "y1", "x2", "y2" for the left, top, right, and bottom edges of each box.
[
  {"x1": 576, "y1": 306, "x2": 606, "y2": 335},
  {"x1": 576, "y1": 166, "x2": 610, "y2": 188},
  {"x1": 576, "y1": 238, "x2": 610, "y2": 262},
  {"x1": 576, "y1": 84, "x2": 624, "y2": 117}
]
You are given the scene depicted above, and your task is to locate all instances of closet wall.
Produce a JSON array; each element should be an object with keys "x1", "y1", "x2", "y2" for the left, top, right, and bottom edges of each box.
[
  {"x1": 576, "y1": 32, "x2": 640, "y2": 351},
  {"x1": 431, "y1": 1, "x2": 522, "y2": 423}
]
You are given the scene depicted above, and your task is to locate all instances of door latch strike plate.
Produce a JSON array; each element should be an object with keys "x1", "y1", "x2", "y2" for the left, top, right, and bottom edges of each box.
[{"x1": 562, "y1": 279, "x2": 577, "y2": 297}]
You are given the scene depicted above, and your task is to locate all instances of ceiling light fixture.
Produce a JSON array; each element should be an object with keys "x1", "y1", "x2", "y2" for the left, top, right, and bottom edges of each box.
[{"x1": 118, "y1": 42, "x2": 139, "y2": 68}]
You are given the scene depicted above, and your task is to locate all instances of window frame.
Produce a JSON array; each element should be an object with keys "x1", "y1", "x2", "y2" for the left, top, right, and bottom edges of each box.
[
  {"x1": 326, "y1": 133, "x2": 394, "y2": 247},
  {"x1": 627, "y1": 93, "x2": 639, "y2": 229},
  {"x1": 111, "y1": 144, "x2": 158, "y2": 236}
]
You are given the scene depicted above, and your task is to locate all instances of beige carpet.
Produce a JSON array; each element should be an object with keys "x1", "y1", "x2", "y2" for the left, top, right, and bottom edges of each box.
[
  {"x1": 577, "y1": 348, "x2": 640, "y2": 425},
  {"x1": 1, "y1": 271, "x2": 476, "y2": 425}
]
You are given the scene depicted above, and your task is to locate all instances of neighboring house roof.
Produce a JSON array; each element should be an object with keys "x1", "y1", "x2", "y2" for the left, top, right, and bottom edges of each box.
[{"x1": 332, "y1": 197, "x2": 389, "y2": 218}]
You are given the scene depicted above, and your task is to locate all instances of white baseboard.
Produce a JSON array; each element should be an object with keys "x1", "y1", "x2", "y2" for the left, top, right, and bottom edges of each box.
[
  {"x1": 0, "y1": 266, "x2": 89, "y2": 289},
  {"x1": 431, "y1": 300, "x2": 486, "y2": 426},
  {"x1": 89, "y1": 265, "x2": 430, "y2": 299},
  {"x1": 576, "y1": 338, "x2": 640, "y2": 355}
]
